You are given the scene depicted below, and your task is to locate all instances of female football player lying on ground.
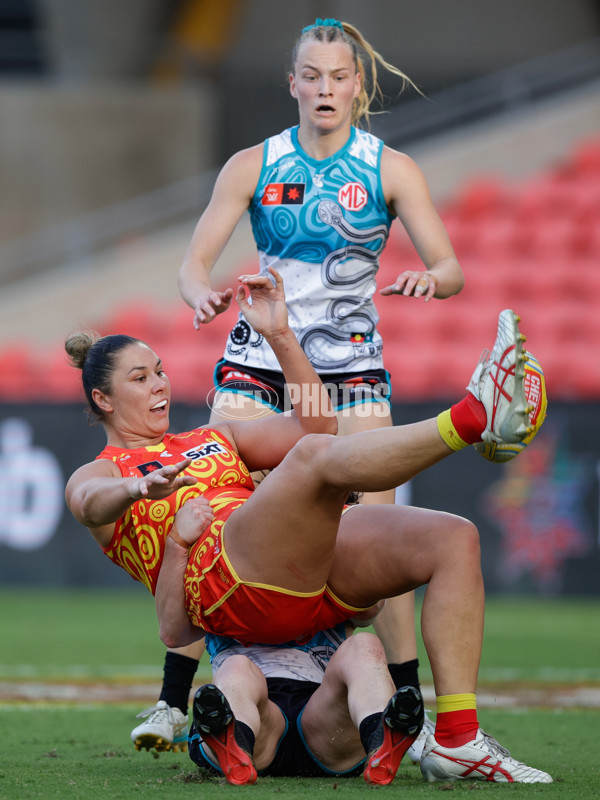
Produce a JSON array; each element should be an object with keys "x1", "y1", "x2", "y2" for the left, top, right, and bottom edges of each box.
[{"x1": 189, "y1": 622, "x2": 425, "y2": 786}]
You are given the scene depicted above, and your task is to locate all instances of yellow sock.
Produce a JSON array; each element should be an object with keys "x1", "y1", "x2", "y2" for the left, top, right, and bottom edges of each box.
[
  {"x1": 435, "y1": 694, "x2": 479, "y2": 746},
  {"x1": 436, "y1": 693, "x2": 477, "y2": 713},
  {"x1": 436, "y1": 409, "x2": 469, "y2": 452}
]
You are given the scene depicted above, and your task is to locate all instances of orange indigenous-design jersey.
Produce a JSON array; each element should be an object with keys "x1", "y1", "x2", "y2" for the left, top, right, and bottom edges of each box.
[{"x1": 96, "y1": 428, "x2": 254, "y2": 594}]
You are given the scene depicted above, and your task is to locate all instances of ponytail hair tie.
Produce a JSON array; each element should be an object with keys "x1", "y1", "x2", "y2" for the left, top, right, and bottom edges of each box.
[{"x1": 302, "y1": 18, "x2": 344, "y2": 33}]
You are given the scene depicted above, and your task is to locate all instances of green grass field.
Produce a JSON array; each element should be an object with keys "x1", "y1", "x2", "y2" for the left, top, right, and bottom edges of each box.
[{"x1": 1, "y1": 589, "x2": 599, "y2": 799}]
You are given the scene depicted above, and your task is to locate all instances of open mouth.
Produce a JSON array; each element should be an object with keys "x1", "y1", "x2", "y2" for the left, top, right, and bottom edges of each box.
[
  {"x1": 316, "y1": 104, "x2": 335, "y2": 114},
  {"x1": 150, "y1": 399, "x2": 168, "y2": 412}
]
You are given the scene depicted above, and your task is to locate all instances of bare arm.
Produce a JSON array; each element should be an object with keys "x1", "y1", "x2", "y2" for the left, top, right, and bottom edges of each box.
[
  {"x1": 379, "y1": 147, "x2": 464, "y2": 302},
  {"x1": 177, "y1": 145, "x2": 263, "y2": 328},
  {"x1": 237, "y1": 269, "x2": 336, "y2": 433},
  {"x1": 214, "y1": 268, "x2": 337, "y2": 471},
  {"x1": 65, "y1": 458, "x2": 197, "y2": 547},
  {"x1": 156, "y1": 498, "x2": 213, "y2": 648},
  {"x1": 156, "y1": 538, "x2": 206, "y2": 648}
]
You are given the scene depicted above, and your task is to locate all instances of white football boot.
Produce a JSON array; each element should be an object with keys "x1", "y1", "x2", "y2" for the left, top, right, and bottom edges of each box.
[
  {"x1": 420, "y1": 728, "x2": 552, "y2": 784},
  {"x1": 467, "y1": 309, "x2": 532, "y2": 444},
  {"x1": 131, "y1": 700, "x2": 188, "y2": 752}
]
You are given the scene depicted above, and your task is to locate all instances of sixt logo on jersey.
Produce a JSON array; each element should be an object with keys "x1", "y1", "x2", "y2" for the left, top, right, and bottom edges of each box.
[
  {"x1": 182, "y1": 441, "x2": 228, "y2": 460},
  {"x1": 261, "y1": 183, "x2": 306, "y2": 205}
]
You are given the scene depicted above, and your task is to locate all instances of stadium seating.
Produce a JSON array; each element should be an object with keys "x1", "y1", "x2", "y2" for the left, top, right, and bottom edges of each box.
[
  {"x1": 0, "y1": 344, "x2": 41, "y2": 401},
  {"x1": 1, "y1": 135, "x2": 598, "y2": 403}
]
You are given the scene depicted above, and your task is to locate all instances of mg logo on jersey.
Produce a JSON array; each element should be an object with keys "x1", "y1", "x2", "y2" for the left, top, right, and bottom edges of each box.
[{"x1": 338, "y1": 182, "x2": 368, "y2": 211}]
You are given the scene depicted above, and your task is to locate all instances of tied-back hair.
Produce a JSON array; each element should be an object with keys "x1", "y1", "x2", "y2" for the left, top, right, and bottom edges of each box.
[
  {"x1": 65, "y1": 330, "x2": 140, "y2": 423},
  {"x1": 291, "y1": 19, "x2": 422, "y2": 128}
]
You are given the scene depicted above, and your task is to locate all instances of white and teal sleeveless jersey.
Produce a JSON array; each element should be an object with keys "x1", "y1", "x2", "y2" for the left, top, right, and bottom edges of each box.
[
  {"x1": 223, "y1": 126, "x2": 395, "y2": 373},
  {"x1": 205, "y1": 624, "x2": 348, "y2": 684}
]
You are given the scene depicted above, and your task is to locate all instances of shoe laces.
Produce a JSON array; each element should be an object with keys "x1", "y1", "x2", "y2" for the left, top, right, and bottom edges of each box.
[
  {"x1": 135, "y1": 702, "x2": 173, "y2": 724},
  {"x1": 467, "y1": 349, "x2": 489, "y2": 396},
  {"x1": 480, "y1": 730, "x2": 511, "y2": 758}
]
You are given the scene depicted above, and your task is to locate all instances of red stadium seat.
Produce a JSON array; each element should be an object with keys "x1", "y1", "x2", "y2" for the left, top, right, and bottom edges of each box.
[
  {"x1": 0, "y1": 344, "x2": 40, "y2": 400},
  {"x1": 38, "y1": 348, "x2": 82, "y2": 401},
  {"x1": 570, "y1": 137, "x2": 600, "y2": 176},
  {"x1": 454, "y1": 176, "x2": 513, "y2": 221},
  {"x1": 99, "y1": 300, "x2": 163, "y2": 343},
  {"x1": 566, "y1": 346, "x2": 600, "y2": 398},
  {"x1": 439, "y1": 211, "x2": 480, "y2": 259},
  {"x1": 520, "y1": 217, "x2": 581, "y2": 260},
  {"x1": 513, "y1": 176, "x2": 570, "y2": 224},
  {"x1": 157, "y1": 340, "x2": 221, "y2": 403},
  {"x1": 471, "y1": 214, "x2": 528, "y2": 257},
  {"x1": 578, "y1": 216, "x2": 600, "y2": 258}
]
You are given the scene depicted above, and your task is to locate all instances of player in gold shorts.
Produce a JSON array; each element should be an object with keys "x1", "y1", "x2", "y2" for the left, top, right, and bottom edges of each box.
[{"x1": 65, "y1": 267, "x2": 551, "y2": 784}]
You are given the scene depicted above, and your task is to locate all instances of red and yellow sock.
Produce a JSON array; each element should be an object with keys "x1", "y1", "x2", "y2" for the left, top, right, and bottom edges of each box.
[
  {"x1": 434, "y1": 693, "x2": 479, "y2": 748},
  {"x1": 437, "y1": 394, "x2": 487, "y2": 451}
]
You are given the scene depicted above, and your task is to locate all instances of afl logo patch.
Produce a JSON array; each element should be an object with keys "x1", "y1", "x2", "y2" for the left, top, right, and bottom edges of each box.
[
  {"x1": 338, "y1": 182, "x2": 368, "y2": 211},
  {"x1": 261, "y1": 183, "x2": 305, "y2": 205}
]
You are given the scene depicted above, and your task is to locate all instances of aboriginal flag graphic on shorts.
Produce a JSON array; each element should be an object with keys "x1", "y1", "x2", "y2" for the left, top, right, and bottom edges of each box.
[{"x1": 261, "y1": 183, "x2": 306, "y2": 205}]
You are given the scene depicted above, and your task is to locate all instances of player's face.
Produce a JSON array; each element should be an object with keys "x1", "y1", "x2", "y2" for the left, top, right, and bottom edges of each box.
[
  {"x1": 101, "y1": 342, "x2": 171, "y2": 444},
  {"x1": 290, "y1": 39, "x2": 360, "y2": 134}
]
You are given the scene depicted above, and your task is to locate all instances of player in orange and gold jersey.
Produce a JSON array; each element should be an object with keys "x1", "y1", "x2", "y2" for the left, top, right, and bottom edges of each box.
[{"x1": 65, "y1": 268, "x2": 550, "y2": 784}]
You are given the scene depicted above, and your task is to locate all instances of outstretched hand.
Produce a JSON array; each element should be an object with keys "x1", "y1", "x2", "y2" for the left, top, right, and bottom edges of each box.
[
  {"x1": 236, "y1": 267, "x2": 289, "y2": 337},
  {"x1": 193, "y1": 287, "x2": 235, "y2": 328},
  {"x1": 380, "y1": 270, "x2": 437, "y2": 303},
  {"x1": 130, "y1": 458, "x2": 197, "y2": 500}
]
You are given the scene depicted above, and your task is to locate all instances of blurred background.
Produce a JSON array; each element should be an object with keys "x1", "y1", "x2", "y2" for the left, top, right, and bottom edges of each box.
[{"x1": 0, "y1": 0, "x2": 599, "y2": 595}]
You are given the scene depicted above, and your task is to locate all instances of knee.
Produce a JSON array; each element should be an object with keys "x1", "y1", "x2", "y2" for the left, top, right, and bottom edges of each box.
[
  {"x1": 216, "y1": 654, "x2": 259, "y2": 683},
  {"x1": 449, "y1": 518, "x2": 481, "y2": 563},
  {"x1": 339, "y1": 631, "x2": 386, "y2": 664},
  {"x1": 216, "y1": 655, "x2": 268, "y2": 703},
  {"x1": 288, "y1": 432, "x2": 337, "y2": 470}
]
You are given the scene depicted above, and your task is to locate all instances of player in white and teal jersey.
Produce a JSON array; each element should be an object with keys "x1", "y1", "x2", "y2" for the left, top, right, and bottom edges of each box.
[
  {"x1": 180, "y1": 21, "x2": 463, "y2": 413},
  {"x1": 188, "y1": 622, "x2": 425, "y2": 784},
  {"x1": 224, "y1": 124, "x2": 393, "y2": 375}
]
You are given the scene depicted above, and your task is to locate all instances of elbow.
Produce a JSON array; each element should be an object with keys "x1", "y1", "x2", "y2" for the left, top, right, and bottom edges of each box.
[
  {"x1": 66, "y1": 487, "x2": 92, "y2": 527},
  {"x1": 448, "y1": 262, "x2": 465, "y2": 296},
  {"x1": 159, "y1": 616, "x2": 203, "y2": 649},
  {"x1": 437, "y1": 272, "x2": 464, "y2": 300},
  {"x1": 71, "y1": 498, "x2": 100, "y2": 530},
  {"x1": 454, "y1": 270, "x2": 466, "y2": 295},
  {"x1": 159, "y1": 628, "x2": 174, "y2": 648},
  {"x1": 69, "y1": 482, "x2": 118, "y2": 529},
  {"x1": 160, "y1": 629, "x2": 180, "y2": 649},
  {"x1": 176, "y1": 262, "x2": 189, "y2": 296},
  {"x1": 159, "y1": 623, "x2": 186, "y2": 650},
  {"x1": 432, "y1": 259, "x2": 464, "y2": 298}
]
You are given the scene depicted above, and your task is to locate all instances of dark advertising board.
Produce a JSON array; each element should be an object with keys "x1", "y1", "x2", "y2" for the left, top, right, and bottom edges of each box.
[{"x1": 0, "y1": 401, "x2": 598, "y2": 595}]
